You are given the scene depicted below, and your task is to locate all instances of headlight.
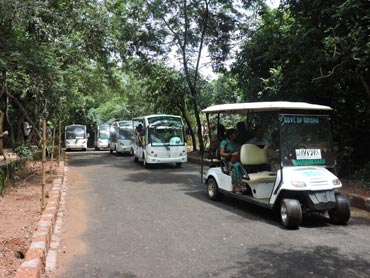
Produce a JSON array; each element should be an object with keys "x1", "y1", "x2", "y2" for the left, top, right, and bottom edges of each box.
[
  {"x1": 290, "y1": 180, "x2": 307, "y2": 188},
  {"x1": 332, "y1": 179, "x2": 341, "y2": 186}
]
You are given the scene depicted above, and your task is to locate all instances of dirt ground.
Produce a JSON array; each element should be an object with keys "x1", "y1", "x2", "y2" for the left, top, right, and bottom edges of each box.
[
  {"x1": 0, "y1": 154, "x2": 369, "y2": 277},
  {"x1": 0, "y1": 159, "x2": 58, "y2": 278}
]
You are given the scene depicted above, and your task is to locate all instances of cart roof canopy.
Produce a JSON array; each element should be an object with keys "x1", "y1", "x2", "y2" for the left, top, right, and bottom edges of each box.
[{"x1": 202, "y1": 101, "x2": 332, "y2": 114}]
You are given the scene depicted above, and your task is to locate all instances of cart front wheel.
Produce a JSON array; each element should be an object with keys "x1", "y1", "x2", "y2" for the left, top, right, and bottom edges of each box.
[
  {"x1": 280, "y1": 199, "x2": 302, "y2": 229},
  {"x1": 328, "y1": 192, "x2": 350, "y2": 225}
]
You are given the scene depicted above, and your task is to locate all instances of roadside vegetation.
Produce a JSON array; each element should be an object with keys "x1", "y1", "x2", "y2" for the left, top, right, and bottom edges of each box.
[{"x1": 0, "y1": 0, "x2": 369, "y2": 187}]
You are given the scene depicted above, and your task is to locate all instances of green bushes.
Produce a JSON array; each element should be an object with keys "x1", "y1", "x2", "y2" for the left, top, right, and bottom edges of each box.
[
  {"x1": 355, "y1": 162, "x2": 370, "y2": 189},
  {"x1": 15, "y1": 144, "x2": 33, "y2": 160}
]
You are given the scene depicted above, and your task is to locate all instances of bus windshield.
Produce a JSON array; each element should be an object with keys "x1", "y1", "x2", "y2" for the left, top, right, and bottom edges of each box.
[
  {"x1": 66, "y1": 125, "x2": 86, "y2": 139},
  {"x1": 280, "y1": 114, "x2": 335, "y2": 167},
  {"x1": 99, "y1": 126, "x2": 109, "y2": 139},
  {"x1": 148, "y1": 116, "x2": 184, "y2": 146},
  {"x1": 118, "y1": 128, "x2": 133, "y2": 140}
]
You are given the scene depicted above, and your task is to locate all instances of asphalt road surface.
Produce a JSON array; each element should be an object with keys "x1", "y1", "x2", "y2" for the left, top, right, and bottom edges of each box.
[{"x1": 53, "y1": 150, "x2": 370, "y2": 278}]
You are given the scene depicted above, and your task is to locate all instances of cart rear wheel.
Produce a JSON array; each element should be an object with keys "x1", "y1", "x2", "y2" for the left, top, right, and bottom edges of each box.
[
  {"x1": 207, "y1": 178, "x2": 222, "y2": 201},
  {"x1": 280, "y1": 199, "x2": 302, "y2": 229},
  {"x1": 328, "y1": 192, "x2": 350, "y2": 225}
]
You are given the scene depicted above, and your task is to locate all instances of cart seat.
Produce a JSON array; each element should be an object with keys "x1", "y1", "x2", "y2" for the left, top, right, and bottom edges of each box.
[{"x1": 240, "y1": 144, "x2": 272, "y2": 174}]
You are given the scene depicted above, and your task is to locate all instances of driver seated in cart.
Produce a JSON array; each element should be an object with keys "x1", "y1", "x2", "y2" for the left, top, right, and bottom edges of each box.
[
  {"x1": 246, "y1": 126, "x2": 269, "y2": 147},
  {"x1": 265, "y1": 131, "x2": 280, "y2": 172}
]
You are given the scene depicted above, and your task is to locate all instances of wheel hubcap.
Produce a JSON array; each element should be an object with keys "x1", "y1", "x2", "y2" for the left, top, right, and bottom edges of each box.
[
  {"x1": 208, "y1": 182, "x2": 215, "y2": 196},
  {"x1": 281, "y1": 203, "x2": 288, "y2": 224}
]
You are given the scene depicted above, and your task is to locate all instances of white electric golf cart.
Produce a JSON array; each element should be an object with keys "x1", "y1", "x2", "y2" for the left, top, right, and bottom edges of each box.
[{"x1": 202, "y1": 101, "x2": 350, "y2": 229}]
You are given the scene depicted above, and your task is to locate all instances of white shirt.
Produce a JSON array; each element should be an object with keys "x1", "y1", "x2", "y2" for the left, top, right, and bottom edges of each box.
[{"x1": 246, "y1": 137, "x2": 269, "y2": 146}]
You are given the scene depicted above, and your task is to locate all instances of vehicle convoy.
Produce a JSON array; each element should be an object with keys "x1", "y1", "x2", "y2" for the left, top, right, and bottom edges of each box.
[
  {"x1": 65, "y1": 124, "x2": 89, "y2": 151},
  {"x1": 108, "y1": 120, "x2": 138, "y2": 155},
  {"x1": 132, "y1": 114, "x2": 187, "y2": 167},
  {"x1": 202, "y1": 101, "x2": 350, "y2": 229},
  {"x1": 94, "y1": 124, "x2": 109, "y2": 150}
]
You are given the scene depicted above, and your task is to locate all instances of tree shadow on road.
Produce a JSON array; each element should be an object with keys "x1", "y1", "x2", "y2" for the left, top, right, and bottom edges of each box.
[{"x1": 197, "y1": 244, "x2": 370, "y2": 278}]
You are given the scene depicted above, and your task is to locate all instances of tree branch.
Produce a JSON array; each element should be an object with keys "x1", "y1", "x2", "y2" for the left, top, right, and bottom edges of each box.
[
  {"x1": 312, "y1": 60, "x2": 346, "y2": 82},
  {"x1": 194, "y1": 0, "x2": 209, "y2": 87}
]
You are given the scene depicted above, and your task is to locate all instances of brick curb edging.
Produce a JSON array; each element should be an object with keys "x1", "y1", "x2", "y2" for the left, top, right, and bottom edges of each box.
[
  {"x1": 15, "y1": 162, "x2": 65, "y2": 278},
  {"x1": 188, "y1": 155, "x2": 370, "y2": 213},
  {"x1": 346, "y1": 193, "x2": 370, "y2": 212}
]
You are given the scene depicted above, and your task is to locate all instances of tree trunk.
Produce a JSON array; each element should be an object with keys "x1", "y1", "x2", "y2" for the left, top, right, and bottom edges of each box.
[
  {"x1": 0, "y1": 71, "x2": 8, "y2": 159},
  {"x1": 41, "y1": 119, "x2": 47, "y2": 210},
  {"x1": 5, "y1": 95, "x2": 15, "y2": 150},
  {"x1": 181, "y1": 112, "x2": 196, "y2": 151},
  {"x1": 0, "y1": 111, "x2": 6, "y2": 160},
  {"x1": 4, "y1": 90, "x2": 42, "y2": 140},
  {"x1": 188, "y1": 85, "x2": 204, "y2": 152}
]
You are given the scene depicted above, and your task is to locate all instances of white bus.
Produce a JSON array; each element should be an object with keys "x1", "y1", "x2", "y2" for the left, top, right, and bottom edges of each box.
[
  {"x1": 65, "y1": 124, "x2": 88, "y2": 151},
  {"x1": 94, "y1": 124, "x2": 109, "y2": 150},
  {"x1": 132, "y1": 114, "x2": 187, "y2": 167},
  {"x1": 109, "y1": 120, "x2": 139, "y2": 155}
]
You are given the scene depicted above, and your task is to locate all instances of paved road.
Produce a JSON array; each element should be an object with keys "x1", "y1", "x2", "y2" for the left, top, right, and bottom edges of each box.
[{"x1": 54, "y1": 150, "x2": 370, "y2": 278}]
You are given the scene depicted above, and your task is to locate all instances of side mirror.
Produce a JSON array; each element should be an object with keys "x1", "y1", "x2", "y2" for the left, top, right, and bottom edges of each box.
[{"x1": 87, "y1": 133, "x2": 90, "y2": 138}]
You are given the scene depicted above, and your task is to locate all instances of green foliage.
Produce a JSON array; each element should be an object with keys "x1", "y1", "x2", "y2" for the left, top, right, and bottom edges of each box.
[
  {"x1": 15, "y1": 144, "x2": 33, "y2": 160},
  {"x1": 92, "y1": 97, "x2": 131, "y2": 123},
  {"x1": 1, "y1": 0, "x2": 369, "y2": 168},
  {"x1": 233, "y1": 0, "x2": 370, "y2": 170},
  {"x1": 0, "y1": 0, "x2": 117, "y2": 146},
  {"x1": 110, "y1": 0, "x2": 251, "y2": 150},
  {"x1": 355, "y1": 162, "x2": 370, "y2": 189},
  {"x1": 204, "y1": 74, "x2": 244, "y2": 106}
]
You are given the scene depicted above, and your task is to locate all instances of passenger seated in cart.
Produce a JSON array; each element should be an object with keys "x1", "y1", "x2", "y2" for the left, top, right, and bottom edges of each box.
[
  {"x1": 219, "y1": 129, "x2": 246, "y2": 193},
  {"x1": 235, "y1": 121, "x2": 248, "y2": 145}
]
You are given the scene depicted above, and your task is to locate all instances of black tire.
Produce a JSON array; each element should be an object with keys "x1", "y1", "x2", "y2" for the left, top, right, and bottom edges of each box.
[
  {"x1": 175, "y1": 162, "x2": 182, "y2": 168},
  {"x1": 134, "y1": 154, "x2": 139, "y2": 162},
  {"x1": 207, "y1": 177, "x2": 222, "y2": 201},
  {"x1": 110, "y1": 148, "x2": 113, "y2": 154},
  {"x1": 143, "y1": 155, "x2": 151, "y2": 168},
  {"x1": 280, "y1": 199, "x2": 302, "y2": 229},
  {"x1": 328, "y1": 192, "x2": 351, "y2": 225}
]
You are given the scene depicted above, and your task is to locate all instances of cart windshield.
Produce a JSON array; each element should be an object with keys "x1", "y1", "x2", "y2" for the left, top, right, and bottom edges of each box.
[{"x1": 280, "y1": 114, "x2": 335, "y2": 167}]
